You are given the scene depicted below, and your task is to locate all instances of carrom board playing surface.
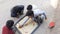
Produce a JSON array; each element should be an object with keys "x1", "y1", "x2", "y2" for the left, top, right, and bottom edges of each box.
[{"x1": 16, "y1": 16, "x2": 38, "y2": 34}]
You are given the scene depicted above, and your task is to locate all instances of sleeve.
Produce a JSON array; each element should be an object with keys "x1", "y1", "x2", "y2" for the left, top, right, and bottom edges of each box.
[
  {"x1": 43, "y1": 11, "x2": 47, "y2": 19},
  {"x1": 2, "y1": 27, "x2": 8, "y2": 34}
]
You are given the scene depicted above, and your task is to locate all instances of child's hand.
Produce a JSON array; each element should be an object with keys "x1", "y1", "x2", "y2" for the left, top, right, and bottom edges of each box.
[
  {"x1": 16, "y1": 16, "x2": 19, "y2": 18},
  {"x1": 45, "y1": 18, "x2": 47, "y2": 20},
  {"x1": 25, "y1": 23, "x2": 28, "y2": 26},
  {"x1": 19, "y1": 25, "x2": 23, "y2": 28},
  {"x1": 33, "y1": 23, "x2": 35, "y2": 26}
]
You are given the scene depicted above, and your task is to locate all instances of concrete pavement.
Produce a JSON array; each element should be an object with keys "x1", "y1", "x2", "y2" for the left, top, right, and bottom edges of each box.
[{"x1": 0, "y1": 0, "x2": 59, "y2": 34}]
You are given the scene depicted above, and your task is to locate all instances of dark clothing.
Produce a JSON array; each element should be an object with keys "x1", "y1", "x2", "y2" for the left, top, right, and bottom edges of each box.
[
  {"x1": 11, "y1": 5, "x2": 24, "y2": 17},
  {"x1": 33, "y1": 16, "x2": 43, "y2": 26},
  {"x1": 2, "y1": 26, "x2": 15, "y2": 34},
  {"x1": 11, "y1": 12, "x2": 17, "y2": 17}
]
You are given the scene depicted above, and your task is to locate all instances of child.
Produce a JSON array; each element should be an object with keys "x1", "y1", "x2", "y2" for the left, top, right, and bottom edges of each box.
[
  {"x1": 27, "y1": 5, "x2": 32, "y2": 11},
  {"x1": 2, "y1": 20, "x2": 15, "y2": 34},
  {"x1": 11, "y1": 5, "x2": 24, "y2": 18},
  {"x1": 26, "y1": 5, "x2": 47, "y2": 26}
]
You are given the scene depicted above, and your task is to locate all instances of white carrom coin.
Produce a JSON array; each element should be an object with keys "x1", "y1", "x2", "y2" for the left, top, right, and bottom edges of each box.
[{"x1": 16, "y1": 16, "x2": 38, "y2": 34}]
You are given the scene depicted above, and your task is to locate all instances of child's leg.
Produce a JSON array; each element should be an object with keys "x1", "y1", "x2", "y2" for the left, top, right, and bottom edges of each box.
[{"x1": 37, "y1": 15, "x2": 43, "y2": 23}]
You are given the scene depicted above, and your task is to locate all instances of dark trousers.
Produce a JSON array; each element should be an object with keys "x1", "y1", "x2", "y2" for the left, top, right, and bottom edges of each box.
[{"x1": 34, "y1": 16, "x2": 43, "y2": 26}]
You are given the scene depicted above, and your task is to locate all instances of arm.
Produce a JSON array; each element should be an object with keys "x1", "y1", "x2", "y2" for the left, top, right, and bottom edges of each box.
[
  {"x1": 43, "y1": 13, "x2": 47, "y2": 20},
  {"x1": 2, "y1": 27, "x2": 8, "y2": 34}
]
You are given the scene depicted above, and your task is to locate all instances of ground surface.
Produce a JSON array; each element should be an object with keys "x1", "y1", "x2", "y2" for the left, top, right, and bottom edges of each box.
[{"x1": 0, "y1": 0, "x2": 60, "y2": 34}]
